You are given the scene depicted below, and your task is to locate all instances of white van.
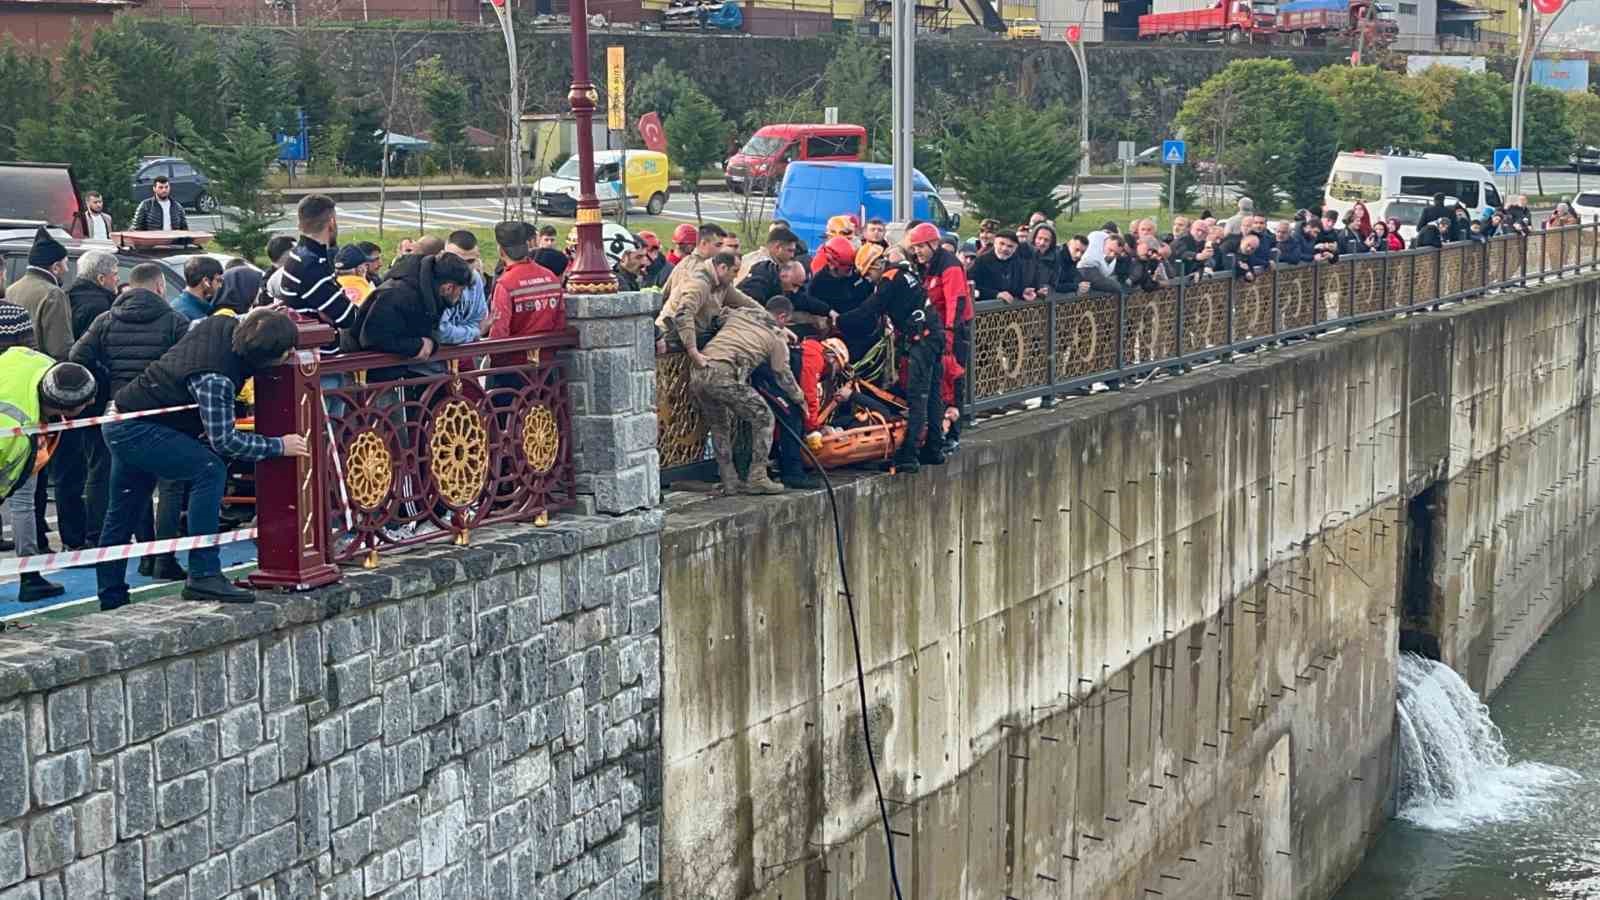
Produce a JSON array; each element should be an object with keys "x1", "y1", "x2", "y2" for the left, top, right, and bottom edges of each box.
[{"x1": 1324, "y1": 151, "x2": 1503, "y2": 230}]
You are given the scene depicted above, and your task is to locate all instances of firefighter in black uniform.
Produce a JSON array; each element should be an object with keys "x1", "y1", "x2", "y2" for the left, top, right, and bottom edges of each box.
[{"x1": 851, "y1": 242, "x2": 945, "y2": 473}]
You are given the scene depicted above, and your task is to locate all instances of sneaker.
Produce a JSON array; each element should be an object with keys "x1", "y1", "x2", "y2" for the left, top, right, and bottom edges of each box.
[
  {"x1": 381, "y1": 522, "x2": 417, "y2": 542},
  {"x1": 181, "y1": 575, "x2": 255, "y2": 604},
  {"x1": 17, "y1": 573, "x2": 63, "y2": 604}
]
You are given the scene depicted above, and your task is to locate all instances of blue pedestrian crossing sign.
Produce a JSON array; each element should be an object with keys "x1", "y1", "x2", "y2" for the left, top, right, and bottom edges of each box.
[
  {"x1": 1493, "y1": 148, "x2": 1521, "y2": 176},
  {"x1": 1162, "y1": 140, "x2": 1187, "y2": 166}
]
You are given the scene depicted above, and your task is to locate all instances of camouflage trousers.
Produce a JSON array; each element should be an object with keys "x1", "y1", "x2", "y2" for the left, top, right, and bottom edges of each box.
[{"x1": 689, "y1": 361, "x2": 773, "y2": 477}]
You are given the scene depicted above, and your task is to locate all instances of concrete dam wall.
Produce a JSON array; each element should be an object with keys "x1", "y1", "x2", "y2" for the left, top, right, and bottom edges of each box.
[{"x1": 659, "y1": 273, "x2": 1600, "y2": 899}]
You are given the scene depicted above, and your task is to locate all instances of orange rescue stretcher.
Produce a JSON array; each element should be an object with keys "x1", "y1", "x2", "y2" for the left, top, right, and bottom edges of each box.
[{"x1": 801, "y1": 380, "x2": 910, "y2": 471}]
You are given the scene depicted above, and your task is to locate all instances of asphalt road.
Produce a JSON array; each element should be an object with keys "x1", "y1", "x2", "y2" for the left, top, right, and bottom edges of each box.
[
  {"x1": 191, "y1": 181, "x2": 1169, "y2": 235},
  {"x1": 184, "y1": 170, "x2": 1599, "y2": 239}
]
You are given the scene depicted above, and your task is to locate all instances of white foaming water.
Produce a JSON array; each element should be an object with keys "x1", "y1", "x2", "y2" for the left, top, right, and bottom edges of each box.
[{"x1": 1394, "y1": 653, "x2": 1574, "y2": 832}]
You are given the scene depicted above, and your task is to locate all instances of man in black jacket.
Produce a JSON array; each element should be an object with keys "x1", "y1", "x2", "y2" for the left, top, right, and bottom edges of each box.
[
  {"x1": 71, "y1": 263, "x2": 194, "y2": 577},
  {"x1": 971, "y1": 232, "x2": 1034, "y2": 303},
  {"x1": 55, "y1": 250, "x2": 120, "y2": 551},
  {"x1": 735, "y1": 227, "x2": 800, "y2": 303},
  {"x1": 95, "y1": 310, "x2": 308, "y2": 609},
  {"x1": 131, "y1": 176, "x2": 189, "y2": 232},
  {"x1": 345, "y1": 252, "x2": 473, "y2": 369}
]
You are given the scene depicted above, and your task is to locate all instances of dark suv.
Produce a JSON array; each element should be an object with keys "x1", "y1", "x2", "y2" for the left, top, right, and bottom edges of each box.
[
  {"x1": 0, "y1": 229, "x2": 186, "y2": 297},
  {"x1": 131, "y1": 157, "x2": 217, "y2": 213}
]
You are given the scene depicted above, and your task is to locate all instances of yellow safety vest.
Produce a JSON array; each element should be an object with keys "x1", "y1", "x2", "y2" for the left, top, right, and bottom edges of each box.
[{"x1": 0, "y1": 348, "x2": 53, "y2": 499}]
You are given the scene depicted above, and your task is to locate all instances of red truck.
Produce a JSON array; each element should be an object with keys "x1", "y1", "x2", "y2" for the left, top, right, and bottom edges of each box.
[
  {"x1": 1137, "y1": 0, "x2": 1274, "y2": 44},
  {"x1": 1137, "y1": 0, "x2": 1395, "y2": 45}
]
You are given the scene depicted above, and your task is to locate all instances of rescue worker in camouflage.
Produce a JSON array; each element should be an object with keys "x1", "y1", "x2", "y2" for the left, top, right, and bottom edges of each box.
[
  {"x1": 653, "y1": 252, "x2": 769, "y2": 357},
  {"x1": 689, "y1": 297, "x2": 804, "y2": 496}
]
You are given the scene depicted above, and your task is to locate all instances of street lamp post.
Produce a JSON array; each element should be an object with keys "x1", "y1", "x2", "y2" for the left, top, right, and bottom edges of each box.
[
  {"x1": 1064, "y1": 23, "x2": 1089, "y2": 216},
  {"x1": 488, "y1": 0, "x2": 523, "y2": 218},
  {"x1": 1511, "y1": 0, "x2": 1571, "y2": 195},
  {"x1": 566, "y1": 0, "x2": 619, "y2": 293}
]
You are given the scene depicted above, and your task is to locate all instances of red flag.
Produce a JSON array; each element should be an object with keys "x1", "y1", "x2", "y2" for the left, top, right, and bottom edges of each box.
[{"x1": 638, "y1": 113, "x2": 667, "y2": 153}]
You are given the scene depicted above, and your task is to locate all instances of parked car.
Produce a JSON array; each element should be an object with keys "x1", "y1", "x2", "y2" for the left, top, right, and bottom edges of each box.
[
  {"x1": 772, "y1": 161, "x2": 959, "y2": 251},
  {"x1": 1573, "y1": 192, "x2": 1600, "y2": 223},
  {"x1": 0, "y1": 162, "x2": 89, "y2": 238},
  {"x1": 534, "y1": 150, "x2": 670, "y2": 216},
  {"x1": 131, "y1": 157, "x2": 218, "y2": 213},
  {"x1": 723, "y1": 124, "x2": 868, "y2": 195},
  {"x1": 0, "y1": 229, "x2": 186, "y2": 297},
  {"x1": 1570, "y1": 147, "x2": 1600, "y2": 173},
  {"x1": 1006, "y1": 17, "x2": 1042, "y2": 39}
]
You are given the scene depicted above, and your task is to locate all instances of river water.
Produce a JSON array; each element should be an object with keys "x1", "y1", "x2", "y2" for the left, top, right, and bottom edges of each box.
[{"x1": 1335, "y1": 598, "x2": 1600, "y2": 899}]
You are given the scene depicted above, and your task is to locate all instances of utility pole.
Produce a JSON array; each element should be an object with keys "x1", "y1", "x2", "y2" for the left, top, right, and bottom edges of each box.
[
  {"x1": 565, "y1": 0, "x2": 618, "y2": 293},
  {"x1": 1511, "y1": 0, "x2": 1571, "y2": 195},
  {"x1": 1064, "y1": 24, "x2": 1089, "y2": 216},
  {"x1": 891, "y1": 0, "x2": 915, "y2": 222},
  {"x1": 489, "y1": 0, "x2": 523, "y2": 218}
]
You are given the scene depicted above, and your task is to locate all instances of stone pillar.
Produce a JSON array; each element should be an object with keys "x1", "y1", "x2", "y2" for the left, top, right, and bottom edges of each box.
[{"x1": 562, "y1": 292, "x2": 661, "y2": 515}]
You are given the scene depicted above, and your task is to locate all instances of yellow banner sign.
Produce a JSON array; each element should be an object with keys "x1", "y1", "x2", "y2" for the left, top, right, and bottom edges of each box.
[{"x1": 607, "y1": 47, "x2": 625, "y2": 132}]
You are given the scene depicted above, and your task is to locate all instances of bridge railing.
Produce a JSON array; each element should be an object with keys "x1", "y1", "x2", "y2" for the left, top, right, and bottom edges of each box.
[
  {"x1": 965, "y1": 222, "x2": 1600, "y2": 412},
  {"x1": 251, "y1": 320, "x2": 579, "y2": 589}
]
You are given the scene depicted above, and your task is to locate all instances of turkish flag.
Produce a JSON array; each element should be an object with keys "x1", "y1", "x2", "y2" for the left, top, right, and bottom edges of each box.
[
  {"x1": 1531, "y1": 0, "x2": 1563, "y2": 15},
  {"x1": 637, "y1": 113, "x2": 666, "y2": 153}
]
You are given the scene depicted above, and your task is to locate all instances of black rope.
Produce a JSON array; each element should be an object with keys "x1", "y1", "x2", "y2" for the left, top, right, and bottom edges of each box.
[{"x1": 770, "y1": 407, "x2": 908, "y2": 900}]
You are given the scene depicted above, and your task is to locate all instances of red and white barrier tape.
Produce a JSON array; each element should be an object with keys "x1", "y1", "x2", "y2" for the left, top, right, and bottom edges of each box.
[
  {"x1": 0, "y1": 528, "x2": 258, "y2": 578},
  {"x1": 2, "y1": 403, "x2": 200, "y2": 438}
]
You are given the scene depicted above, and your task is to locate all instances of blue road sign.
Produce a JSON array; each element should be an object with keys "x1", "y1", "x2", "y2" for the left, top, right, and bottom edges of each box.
[
  {"x1": 1493, "y1": 148, "x2": 1521, "y2": 176},
  {"x1": 277, "y1": 109, "x2": 310, "y2": 163},
  {"x1": 1162, "y1": 140, "x2": 1187, "y2": 166}
]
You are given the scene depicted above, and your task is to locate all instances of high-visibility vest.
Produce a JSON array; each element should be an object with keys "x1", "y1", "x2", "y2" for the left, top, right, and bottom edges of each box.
[{"x1": 0, "y1": 348, "x2": 53, "y2": 500}]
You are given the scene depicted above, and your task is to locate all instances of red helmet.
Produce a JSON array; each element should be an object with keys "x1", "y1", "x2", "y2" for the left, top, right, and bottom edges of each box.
[
  {"x1": 671, "y1": 223, "x2": 699, "y2": 244},
  {"x1": 905, "y1": 222, "x2": 941, "y2": 247},
  {"x1": 823, "y1": 236, "x2": 857, "y2": 267}
]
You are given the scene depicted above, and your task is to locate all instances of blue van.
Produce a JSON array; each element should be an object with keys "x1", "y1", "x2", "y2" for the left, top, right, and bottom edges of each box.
[{"x1": 772, "y1": 162, "x2": 960, "y2": 251}]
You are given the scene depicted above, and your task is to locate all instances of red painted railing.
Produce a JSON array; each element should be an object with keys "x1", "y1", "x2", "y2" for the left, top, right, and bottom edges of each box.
[{"x1": 249, "y1": 316, "x2": 578, "y2": 589}]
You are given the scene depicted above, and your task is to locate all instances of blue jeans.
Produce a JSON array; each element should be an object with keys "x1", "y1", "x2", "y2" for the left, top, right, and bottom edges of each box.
[{"x1": 96, "y1": 419, "x2": 227, "y2": 608}]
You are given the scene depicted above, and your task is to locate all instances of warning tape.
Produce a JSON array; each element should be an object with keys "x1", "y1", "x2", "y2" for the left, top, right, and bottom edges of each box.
[
  {"x1": 0, "y1": 528, "x2": 258, "y2": 578},
  {"x1": 1, "y1": 403, "x2": 200, "y2": 438}
]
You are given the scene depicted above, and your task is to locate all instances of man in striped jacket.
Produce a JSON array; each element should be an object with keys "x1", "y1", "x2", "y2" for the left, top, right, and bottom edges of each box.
[{"x1": 276, "y1": 195, "x2": 356, "y2": 331}]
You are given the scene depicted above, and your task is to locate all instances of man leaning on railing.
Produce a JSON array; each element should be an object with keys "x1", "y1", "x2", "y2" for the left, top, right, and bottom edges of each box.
[{"x1": 95, "y1": 309, "x2": 309, "y2": 611}]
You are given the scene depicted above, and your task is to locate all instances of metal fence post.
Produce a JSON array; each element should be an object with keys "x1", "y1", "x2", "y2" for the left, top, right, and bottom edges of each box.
[
  {"x1": 1044, "y1": 294, "x2": 1058, "y2": 407},
  {"x1": 1115, "y1": 291, "x2": 1127, "y2": 372},
  {"x1": 1224, "y1": 274, "x2": 1235, "y2": 353},
  {"x1": 1271, "y1": 265, "x2": 1282, "y2": 335},
  {"x1": 249, "y1": 315, "x2": 341, "y2": 591},
  {"x1": 1175, "y1": 281, "x2": 1186, "y2": 359}
]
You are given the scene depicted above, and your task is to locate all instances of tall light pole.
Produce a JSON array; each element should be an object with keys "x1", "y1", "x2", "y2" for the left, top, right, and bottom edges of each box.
[
  {"x1": 489, "y1": 0, "x2": 523, "y2": 218},
  {"x1": 1065, "y1": 24, "x2": 1089, "y2": 178},
  {"x1": 891, "y1": 0, "x2": 915, "y2": 222},
  {"x1": 1511, "y1": 0, "x2": 1571, "y2": 194},
  {"x1": 566, "y1": 0, "x2": 618, "y2": 293}
]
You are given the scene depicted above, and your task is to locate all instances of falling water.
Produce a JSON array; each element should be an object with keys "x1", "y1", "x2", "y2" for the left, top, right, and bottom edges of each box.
[
  {"x1": 1393, "y1": 653, "x2": 1572, "y2": 830},
  {"x1": 1339, "y1": 604, "x2": 1600, "y2": 899}
]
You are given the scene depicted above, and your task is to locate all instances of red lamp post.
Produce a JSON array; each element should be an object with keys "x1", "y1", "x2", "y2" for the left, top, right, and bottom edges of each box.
[{"x1": 565, "y1": 0, "x2": 619, "y2": 294}]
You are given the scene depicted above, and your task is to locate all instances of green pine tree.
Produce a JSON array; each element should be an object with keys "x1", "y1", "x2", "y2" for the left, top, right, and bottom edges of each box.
[
  {"x1": 822, "y1": 35, "x2": 890, "y2": 155},
  {"x1": 665, "y1": 88, "x2": 731, "y2": 224},
  {"x1": 413, "y1": 56, "x2": 470, "y2": 175},
  {"x1": 0, "y1": 39, "x2": 57, "y2": 160},
  {"x1": 176, "y1": 115, "x2": 282, "y2": 261},
  {"x1": 14, "y1": 57, "x2": 147, "y2": 226},
  {"x1": 1524, "y1": 84, "x2": 1576, "y2": 197},
  {"x1": 942, "y1": 98, "x2": 1080, "y2": 224},
  {"x1": 221, "y1": 32, "x2": 294, "y2": 133}
]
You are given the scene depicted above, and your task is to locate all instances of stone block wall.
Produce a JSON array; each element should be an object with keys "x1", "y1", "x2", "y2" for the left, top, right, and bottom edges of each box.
[
  {"x1": 564, "y1": 293, "x2": 661, "y2": 516},
  {"x1": 0, "y1": 511, "x2": 662, "y2": 900}
]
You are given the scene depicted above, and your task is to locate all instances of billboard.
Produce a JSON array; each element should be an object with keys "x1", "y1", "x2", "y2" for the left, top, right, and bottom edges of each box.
[
  {"x1": 1406, "y1": 55, "x2": 1487, "y2": 75},
  {"x1": 1532, "y1": 57, "x2": 1590, "y2": 93}
]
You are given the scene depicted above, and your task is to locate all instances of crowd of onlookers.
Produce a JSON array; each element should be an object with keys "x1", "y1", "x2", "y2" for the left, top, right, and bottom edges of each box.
[{"x1": 950, "y1": 193, "x2": 1587, "y2": 302}]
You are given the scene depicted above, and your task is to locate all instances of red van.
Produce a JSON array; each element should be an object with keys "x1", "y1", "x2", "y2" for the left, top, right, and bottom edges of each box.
[{"x1": 723, "y1": 124, "x2": 868, "y2": 194}]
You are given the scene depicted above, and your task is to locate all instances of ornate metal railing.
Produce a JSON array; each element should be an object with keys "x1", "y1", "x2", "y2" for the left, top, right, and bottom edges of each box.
[
  {"x1": 653, "y1": 223, "x2": 1600, "y2": 479},
  {"x1": 251, "y1": 318, "x2": 578, "y2": 589},
  {"x1": 965, "y1": 223, "x2": 1600, "y2": 412}
]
